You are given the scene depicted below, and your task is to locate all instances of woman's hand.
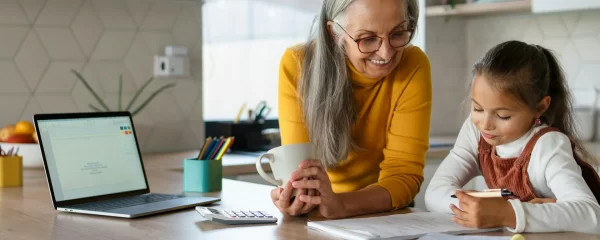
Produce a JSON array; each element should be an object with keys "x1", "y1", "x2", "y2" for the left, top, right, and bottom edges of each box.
[
  {"x1": 528, "y1": 198, "x2": 556, "y2": 204},
  {"x1": 270, "y1": 181, "x2": 317, "y2": 216},
  {"x1": 450, "y1": 190, "x2": 516, "y2": 229},
  {"x1": 290, "y1": 159, "x2": 347, "y2": 219}
]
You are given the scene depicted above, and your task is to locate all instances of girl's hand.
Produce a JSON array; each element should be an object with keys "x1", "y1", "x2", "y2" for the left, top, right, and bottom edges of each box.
[
  {"x1": 290, "y1": 159, "x2": 347, "y2": 218},
  {"x1": 270, "y1": 181, "x2": 317, "y2": 216},
  {"x1": 528, "y1": 198, "x2": 557, "y2": 204},
  {"x1": 450, "y1": 190, "x2": 516, "y2": 229}
]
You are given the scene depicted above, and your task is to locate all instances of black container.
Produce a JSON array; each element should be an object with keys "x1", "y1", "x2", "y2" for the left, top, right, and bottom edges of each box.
[{"x1": 206, "y1": 122, "x2": 268, "y2": 152}]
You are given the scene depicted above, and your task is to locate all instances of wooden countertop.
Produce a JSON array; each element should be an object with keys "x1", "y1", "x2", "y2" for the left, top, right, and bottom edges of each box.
[{"x1": 2, "y1": 152, "x2": 599, "y2": 239}]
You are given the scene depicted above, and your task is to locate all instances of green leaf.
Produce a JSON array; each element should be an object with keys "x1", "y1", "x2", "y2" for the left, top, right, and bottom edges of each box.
[
  {"x1": 72, "y1": 69, "x2": 110, "y2": 111},
  {"x1": 126, "y1": 76, "x2": 155, "y2": 111},
  {"x1": 130, "y1": 83, "x2": 176, "y2": 116},
  {"x1": 118, "y1": 74, "x2": 123, "y2": 111}
]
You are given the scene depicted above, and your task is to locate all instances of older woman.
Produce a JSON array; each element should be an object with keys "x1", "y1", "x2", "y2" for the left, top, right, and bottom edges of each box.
[{"x1": 272, "y1": 0, "x2": 431, "y2": 219}]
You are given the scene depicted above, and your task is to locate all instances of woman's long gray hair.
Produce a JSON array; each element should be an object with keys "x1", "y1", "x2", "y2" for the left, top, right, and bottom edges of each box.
[{"x1": 299, "y1": 0, "x2": 419, "y2": 166}]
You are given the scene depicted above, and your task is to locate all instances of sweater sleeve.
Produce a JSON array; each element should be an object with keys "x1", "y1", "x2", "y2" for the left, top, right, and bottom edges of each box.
[
  {"x1": 373, "y1": 49, "x2": 432, "y2": 209},
  {"x1": 278, "y1": 48, "x2": 310, "y2": 145},
  {"x1": 506, "y1": 132, "x2": 600, "y2": 234},
  {"x1": 425, "y1": 115, "x2": 482, "y2": 213}
]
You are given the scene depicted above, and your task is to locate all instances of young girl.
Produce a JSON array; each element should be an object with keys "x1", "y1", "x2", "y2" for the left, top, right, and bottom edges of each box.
[{"x1": 425, "y1": 40, "x2": 600, "y2": 234}]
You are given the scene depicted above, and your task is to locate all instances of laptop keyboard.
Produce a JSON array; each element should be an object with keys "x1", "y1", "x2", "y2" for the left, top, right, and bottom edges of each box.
[{"x1": 67, "y1": 194, "x2": 184, "y2": 211}]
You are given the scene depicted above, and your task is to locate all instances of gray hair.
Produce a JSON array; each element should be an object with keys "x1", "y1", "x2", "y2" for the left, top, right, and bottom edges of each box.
[{"x1": 299, "y1": 0, "x2": 420, "y2": 166}]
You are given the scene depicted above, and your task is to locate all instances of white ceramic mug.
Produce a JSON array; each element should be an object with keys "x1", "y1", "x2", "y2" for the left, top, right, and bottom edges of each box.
[{"x1": 255, "y1": 143, "x2": 317, "y2": 187}]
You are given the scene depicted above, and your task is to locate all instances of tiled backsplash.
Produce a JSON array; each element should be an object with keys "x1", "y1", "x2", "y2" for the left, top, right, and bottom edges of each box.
[
  {"x1": 427, "y1": 9, "x2": 600, "y2": 135},
  {"x1": 0, "y1": 0, "x2": 203, "y2": 153}
]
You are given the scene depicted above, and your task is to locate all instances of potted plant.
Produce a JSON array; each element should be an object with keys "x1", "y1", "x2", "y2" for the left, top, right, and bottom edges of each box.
[{"x1": 71, "y1": 69, "x2": 175, "y2": 116}]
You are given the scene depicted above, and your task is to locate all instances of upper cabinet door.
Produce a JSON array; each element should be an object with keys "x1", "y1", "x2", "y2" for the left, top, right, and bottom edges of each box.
[{"x1": 533, "y1": 0, "x2": 600, "y2": 13}]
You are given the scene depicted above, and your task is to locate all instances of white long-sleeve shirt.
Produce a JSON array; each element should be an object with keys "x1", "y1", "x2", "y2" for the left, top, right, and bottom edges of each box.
[{"x1": 425, "y1": 116, "x2": 600, "y2": 234}]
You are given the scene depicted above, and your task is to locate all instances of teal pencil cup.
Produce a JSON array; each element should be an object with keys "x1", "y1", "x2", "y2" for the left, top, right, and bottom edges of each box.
[{"x1": 183, "y1": 158, "x2": 222, "y2": 192}]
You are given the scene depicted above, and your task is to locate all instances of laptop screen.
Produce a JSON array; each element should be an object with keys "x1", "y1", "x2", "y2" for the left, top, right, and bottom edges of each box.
[{"x1": 37, "y1": 116, "x2": 147, "y2": 202}]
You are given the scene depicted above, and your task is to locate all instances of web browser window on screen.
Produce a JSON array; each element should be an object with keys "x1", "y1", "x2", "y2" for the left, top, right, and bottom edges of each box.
[{"x1": 38, "y1": 117, "x2": 147, "y2": 202}]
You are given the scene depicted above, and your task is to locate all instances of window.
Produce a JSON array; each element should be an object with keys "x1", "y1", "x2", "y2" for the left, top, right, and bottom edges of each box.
[{"x1": 202, "y1": 0, "x2": 321, "y2": 121}]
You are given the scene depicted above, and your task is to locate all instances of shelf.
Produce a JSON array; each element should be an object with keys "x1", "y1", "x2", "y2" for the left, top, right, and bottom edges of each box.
[{"x1": 426, "y1": 0, "x2": 531, "y2": 17}]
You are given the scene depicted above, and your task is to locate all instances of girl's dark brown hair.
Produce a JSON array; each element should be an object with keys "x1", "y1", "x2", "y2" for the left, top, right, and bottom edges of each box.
[{"x1": 472, "y1": 40, "x2": 593, "y2": 163}]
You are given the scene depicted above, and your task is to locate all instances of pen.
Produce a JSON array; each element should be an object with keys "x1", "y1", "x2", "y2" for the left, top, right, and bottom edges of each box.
[{"x1": 451, "y1": 189, "x2": 514, "y2": 198}]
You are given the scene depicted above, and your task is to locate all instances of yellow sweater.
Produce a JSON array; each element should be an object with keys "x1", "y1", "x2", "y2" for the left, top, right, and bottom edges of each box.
[{"x1": 277, "y1": 45, "x2": 432, "y2": 209}]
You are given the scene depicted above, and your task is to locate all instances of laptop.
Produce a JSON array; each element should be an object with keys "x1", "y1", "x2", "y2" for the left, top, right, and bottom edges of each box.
[{"x1": 33, "y1": 111, "x2": 220, "y2": 218}]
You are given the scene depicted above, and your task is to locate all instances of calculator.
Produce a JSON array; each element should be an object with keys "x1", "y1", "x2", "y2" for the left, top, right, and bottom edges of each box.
[{"x1": 196, "y1": 207, "x2": 278, "y2": 225}]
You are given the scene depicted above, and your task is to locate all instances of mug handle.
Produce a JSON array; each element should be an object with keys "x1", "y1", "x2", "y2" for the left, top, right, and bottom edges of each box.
[{"x1": 256, "y1": 153, "x2": 282, "y2": 186}]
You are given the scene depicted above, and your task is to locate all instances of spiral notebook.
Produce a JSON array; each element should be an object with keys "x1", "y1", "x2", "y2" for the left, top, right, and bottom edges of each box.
[{"x1": 307, "y1": 212, "x2": 501, "y2": 240}]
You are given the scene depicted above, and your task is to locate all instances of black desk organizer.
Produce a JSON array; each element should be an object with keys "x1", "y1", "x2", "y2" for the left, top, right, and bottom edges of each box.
[{"x1": 205, "y1": 122, "x2": 269, "y2": 152}]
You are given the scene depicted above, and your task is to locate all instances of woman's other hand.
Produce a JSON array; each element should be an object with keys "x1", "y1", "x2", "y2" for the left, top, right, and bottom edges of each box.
[
  {"x1": 291, "y1": 159, "x2": 347, "y2": 218},
  {"x1": 270, "y1": 181, "x2": 318, "y2": 216}
]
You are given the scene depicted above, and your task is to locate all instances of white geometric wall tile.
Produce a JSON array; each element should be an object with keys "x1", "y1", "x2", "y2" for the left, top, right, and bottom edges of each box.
[
  {"x1": 36, "y1": 61, "x2": 83, "y2": 93},
  {"x1": 500, "y1": 14, "x2": 531, "y2": 40},
  {"x1": 172, "y1": 80, "x2": 200, "y2": 118},
  {"x1": 35, "y1": 0, "x2": 83, "y2": 27},
  {"x1": 188, "y1": 99, "x2": 202, "y2": 121},
  {"x1": 143, "y1": 123, "x2": 184, "y2": 153},
  {"x1": 87, "y1": 61, "x2": 138, "y2": 94},
  {"x1": 0, "y1": 0, "x2": 30, "y2": 25},
  {"x1": 91, "y1": 0, "x2": 137, "y2": 29},
  {"x1": 91, "y1": 31, "x2": 136, "y2": 60},
  {"x1": 190, "y1": 60, "x2": 202, "y2": 83},
  {"x1": 560, "y1": 11, "x2": 580, "y2": 35},
  {"x1": 172, "y1": 9, "x2": 201, "y2": 50},
  {"x1": 0, "y1": 26, "x2": 29, "y2": 59},
  {"x1": 190, "y1": 40, "x2": 202, "y2": 61},
  {"x1": 179, "y1": 121, "x2": 202, "y2": 150},
  {"x1": 14, "y1": 31, "x2": 50, "y2": 91},
  {"x1": 522, "y1": 20, "x2": 544, "y2": 45},
  {"x1": 126, "y1": 0, "x2": 153, "y2": 27},
  {"x1": 560, "y1": 41, "x2": 582, "y2": 85},
  {"x1": 36, "y1": 28, "x2": 85, "y2": 60},
  {"x1": 187, "y1": 120, "x2": 205, "y2": 146},
  {"x1": 124, "y1": 35, "x2": 153, "y2": 87},
  {"x1": 19, "y1": 0, "x2": 46, "y2": 24},
  {"x1": 0, "y1": 61, "x2": 30, "y2": 94},
  {"x1": 574, "y1": 64, "x2": 600, "y2": 89},
  {"x1": 439, "y1": 46, "x2": 465, "y2": 68},
  {"x1": 573, "y1": 37, "x2": 600, "y2": 62},
  {"x1": 145, "y1": 94, "x2": 185, "y2": 123},
  {"x1": 71, "y1": 68, "x2": 106, "y2": 113},
  {"x1": 536, "y1": 15, "x2": 569, "y2": 38},
  {"x1": 140, "y1": 31, "x2": 175, "y2": 55},
  {"x1": 19, "y1": 97, "x2": 43, "y2": 122},
  {"x1": 103, "y1": 93, "x2": 136, "y2": 113},
  {"x1": 71, "y1": 0, "x2": 103, "y2": 58},
  {"x1": 572, "y1": 11, "x2": 600, "y2": 37},
  {"x1": 35, "y1": 95, "x2": 78, "y2": 113},
  {"x1": 0, "y1": 96, "x2": 31, "y2": 128},
  {"x1": 141, "y1": 2, "x2": 182, "y2": 30},
  {"x1": 133, "y1": 122, "x2": 153, "y2": 152},
  {"x1": 542, "y1": 38, "x2": 568, "y2": 55}
]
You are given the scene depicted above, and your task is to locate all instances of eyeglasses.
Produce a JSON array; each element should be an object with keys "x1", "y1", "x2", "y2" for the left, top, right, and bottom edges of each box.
[{"x1": 334, "y1": 22, "x2": 414, "y2": 54}]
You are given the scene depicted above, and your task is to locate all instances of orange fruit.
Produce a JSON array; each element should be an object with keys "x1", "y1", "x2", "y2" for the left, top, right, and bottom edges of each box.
[{"x1": 14, "y1": 120, "x2": 35, "y2": 135}]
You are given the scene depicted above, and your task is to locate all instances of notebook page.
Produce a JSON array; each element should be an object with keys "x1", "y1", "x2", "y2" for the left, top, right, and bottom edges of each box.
[{"x1": 307, "y1": 212, "x2": 501, "y2": 239}]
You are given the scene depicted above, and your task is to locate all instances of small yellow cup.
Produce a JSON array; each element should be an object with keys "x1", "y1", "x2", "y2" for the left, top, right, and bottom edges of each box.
[{"x1": 0, "y1": 156, "x2": 23, "y2": 187}]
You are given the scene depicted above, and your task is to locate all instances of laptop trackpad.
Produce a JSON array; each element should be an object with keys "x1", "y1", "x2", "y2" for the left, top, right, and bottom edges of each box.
[{"x1": 108, "y1": 197, "x2": 219, "y2": 217}]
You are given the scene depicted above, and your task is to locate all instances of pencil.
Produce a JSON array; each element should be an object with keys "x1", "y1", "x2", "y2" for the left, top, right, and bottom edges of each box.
[
  {"x1": 215, "y1": 137, "x2": 232, "y2": 160},
  {"x1": 233, "y1": 103, "x2": 246, "y2": 124},
  {"x1": 208, "y1": 137, "x2": 226, "y2": 160},
  {"x1": 197, "y1": 137, "x2": 212, "y2": 159}
]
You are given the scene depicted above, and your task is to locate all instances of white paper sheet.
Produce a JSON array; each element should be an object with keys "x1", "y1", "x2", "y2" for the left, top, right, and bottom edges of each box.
[{"x1": 307, "y1": 212, "x2": 501, "y2": 240}]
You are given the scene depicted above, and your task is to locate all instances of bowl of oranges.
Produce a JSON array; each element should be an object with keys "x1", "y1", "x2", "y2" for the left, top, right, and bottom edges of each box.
[{"x1": 0, "y1": 120, "x2": 43, "y2": 168}]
